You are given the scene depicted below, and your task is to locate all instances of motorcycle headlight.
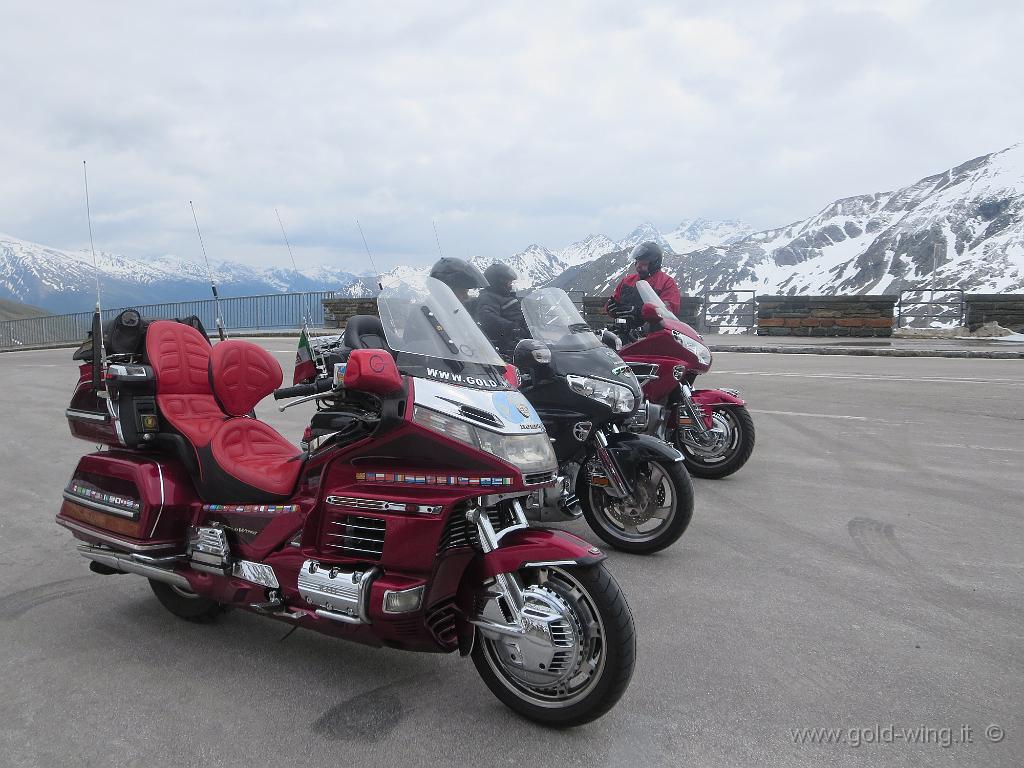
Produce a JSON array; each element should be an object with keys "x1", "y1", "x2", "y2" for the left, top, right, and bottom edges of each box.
[
  {"x1": 671, "y1": 330, "x2": 712, "y2": 366},
  {"x1": 412, "y1": 407, "x2": 558, "y2": 475},
  {"x1": 566, "y1": 375, "x2": 637, "y2": 414}
]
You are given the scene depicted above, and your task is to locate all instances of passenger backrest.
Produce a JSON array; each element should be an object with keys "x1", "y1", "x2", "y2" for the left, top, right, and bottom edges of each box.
[
  {"x1": 210, "y1": 340, "x2": 283, "y2": 416},
  {"x1": 343, "y1": 315, "x2": 389, "y2": 350},
  {"x1": 145, "y1": 320, "x2": 224, "y2": 447}
]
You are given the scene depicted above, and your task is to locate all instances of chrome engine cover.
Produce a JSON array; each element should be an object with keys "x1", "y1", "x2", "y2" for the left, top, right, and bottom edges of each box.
[{"x1": 297, "y1": 560, "x2": 376, "y2": 622}]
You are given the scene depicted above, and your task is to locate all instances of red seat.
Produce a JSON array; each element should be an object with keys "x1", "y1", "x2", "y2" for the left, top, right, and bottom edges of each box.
[
  {"x1": 146, "y1": 321, "x2": 224, "y2": 447},
  {"x1": 212, "y1": 419, "x2": 303, "y2": 497},
  {"x1": 146, "y1": 322, "x2": 302, "y2": 501}
]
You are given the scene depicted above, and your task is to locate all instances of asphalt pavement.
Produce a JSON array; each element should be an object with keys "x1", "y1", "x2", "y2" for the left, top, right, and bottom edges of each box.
[{"x1": 0, "y1": 343, "x2": 1021, "y2": 768}]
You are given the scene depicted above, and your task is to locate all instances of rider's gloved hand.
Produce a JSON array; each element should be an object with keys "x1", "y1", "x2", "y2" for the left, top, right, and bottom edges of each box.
[{"x1": 611, "y1": 304, "x2": 636, "y2": 319}]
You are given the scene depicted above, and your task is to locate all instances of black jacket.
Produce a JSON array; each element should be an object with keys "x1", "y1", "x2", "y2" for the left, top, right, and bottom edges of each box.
[{"x1": 474, "y1": 287, "x2": 526, "y2": 354}]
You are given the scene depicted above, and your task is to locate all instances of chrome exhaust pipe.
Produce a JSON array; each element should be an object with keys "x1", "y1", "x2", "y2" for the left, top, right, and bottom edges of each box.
[{"x1": 78, "y1": 545, "x2": 193, "y2": 591}]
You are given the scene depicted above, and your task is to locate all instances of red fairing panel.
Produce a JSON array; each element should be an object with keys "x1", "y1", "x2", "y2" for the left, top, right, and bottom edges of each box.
[
  {"x1": 211, "y1": 419, "x2": 302, "y2": 496},
  {"x1": 478, "y1": 528, "x2": 605, "y2": 579},
  {"x1": 210, "y1": 340, "x2": 284, "y2": 416}
]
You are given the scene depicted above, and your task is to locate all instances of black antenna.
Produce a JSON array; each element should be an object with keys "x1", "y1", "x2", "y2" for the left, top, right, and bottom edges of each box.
[
  {"x1": 82, "y1": 161, "x2": 106, "y2": 388},
  {"x1": 356, "y1": 219, "x2": 384, "y2": 291},
  {"x1": 276, "y1": 208, "x2": 326, "y2": 374},
  {"x1": 189, "y1": 201, "x2": 227, "y2": 341},
  {"x1": 432, "y1": 219, "x2": 445, "y2": 260},
  {"x1": 275, "y1": 208, "x2": 312, "y2": 328}
]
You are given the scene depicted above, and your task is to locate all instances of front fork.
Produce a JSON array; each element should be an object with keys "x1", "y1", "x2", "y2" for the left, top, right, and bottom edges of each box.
[
  {"x1": 676, "y1": 383, "x2": 717, "y2": 447},
  {"x1": 467, "y1": 502, "x2": 528, "y2": 624}
]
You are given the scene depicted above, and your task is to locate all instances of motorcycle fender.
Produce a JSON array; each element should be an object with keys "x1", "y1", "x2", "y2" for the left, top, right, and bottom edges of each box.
[
  {"x1": 455, "y1": 528, "x2": 605, "y2": 656},
  {"x1": 478, "y1": 528, "x2": 605, "y2": 580},
  {"x1": 604, "y1": 431, "x2": 684, "y2": 488},
  {"x1": 691, "y1": 388, "x2": 746, "y2": 407}
]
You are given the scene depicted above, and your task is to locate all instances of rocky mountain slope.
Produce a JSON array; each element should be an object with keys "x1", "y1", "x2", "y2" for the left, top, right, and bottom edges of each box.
[{"x1": 551, "y1": 144, "x2": 1024, "y2": 299}]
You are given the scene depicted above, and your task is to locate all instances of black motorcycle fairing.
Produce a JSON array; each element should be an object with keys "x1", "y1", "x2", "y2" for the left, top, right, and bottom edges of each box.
[
  {"x1": 601, "y1": 431, "x2": 684, "y2": 489},
  {"x1": 545, "y1": 347, "x2": 639, "y2": 391}
]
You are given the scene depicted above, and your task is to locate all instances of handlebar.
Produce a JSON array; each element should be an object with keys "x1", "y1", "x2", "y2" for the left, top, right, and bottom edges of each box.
[{"x1": 273, "y1": 377, "x2": 335, "y2": 400}]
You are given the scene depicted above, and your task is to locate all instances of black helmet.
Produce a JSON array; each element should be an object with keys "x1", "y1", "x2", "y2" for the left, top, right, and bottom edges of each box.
[
  {"x1": 483, "y1": 262, "x2": 517, "y2": 291},
  {"x1": 429, "y1": 257, "x2": 488, "y2": 291},
  {"x1": 629, "y1": 241, "x2": 664, "y2": 277}
]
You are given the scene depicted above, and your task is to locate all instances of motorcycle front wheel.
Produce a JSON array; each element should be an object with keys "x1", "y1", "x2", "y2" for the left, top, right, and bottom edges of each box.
[
  {"x1": 577, "y1": 458, "x2": 694, "y2": 554},
  {"x1": 677, "y1": 404, "x2": 755, "y2": 479},
  {"x1": 471, "y1": 564, "x2": 635, "y2": 727}
]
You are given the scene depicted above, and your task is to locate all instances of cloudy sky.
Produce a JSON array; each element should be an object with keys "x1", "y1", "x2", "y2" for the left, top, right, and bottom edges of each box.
[{"x1": 1, "y1": 0, "x2": 1021, "y2": 271}]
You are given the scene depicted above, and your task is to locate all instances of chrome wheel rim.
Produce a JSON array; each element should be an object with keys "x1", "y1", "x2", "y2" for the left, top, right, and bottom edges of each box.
[
  {"x1": 680, "y1": 408, "x2": 739, "y2": 464},
  {"x1": 480, "y1": 567, "x2": 607, "y2": 707},
  {"x1": 588, "y1": 462, "x2": 676, "y2": 542}
]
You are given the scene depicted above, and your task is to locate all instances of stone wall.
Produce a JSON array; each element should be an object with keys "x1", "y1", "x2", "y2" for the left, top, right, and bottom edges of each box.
[
  {"x1": 756, "y1": 295, "x2": 897, "y2": 337},
  {"x1": 964, "y1": 294, "x2": 1024, "y2": 332},
  {"x1": 322, "y1": 298, "x2": 379, "y2": 328}
]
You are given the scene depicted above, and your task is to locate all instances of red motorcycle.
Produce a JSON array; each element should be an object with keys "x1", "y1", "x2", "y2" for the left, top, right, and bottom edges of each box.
[
  {"x1": 613, "y1": 280, "x2": 755, "y2": 479},
  {"x1": 59, "y1": 279, "x2": 635, "y2": 727}
]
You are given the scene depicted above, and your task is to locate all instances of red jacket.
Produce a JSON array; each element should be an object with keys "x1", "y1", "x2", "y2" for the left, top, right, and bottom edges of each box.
[{"x1": 608, "y1": 270, "x2": 681, "y2": 315}]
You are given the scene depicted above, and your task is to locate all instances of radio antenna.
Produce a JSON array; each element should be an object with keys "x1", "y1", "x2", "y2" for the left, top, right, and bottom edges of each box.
[
  {"x1": 275, "y1": 207, "x2": 312, "y2": 328},
  {"x1": 432, "y1": 219, "x2": 445, "y2": 259},
  {"x1": 189, "y1": 200, "x2": 226, "y2": 341},
  {"x1": 356, "y1": 219, "x2": 397, "y2": 331},
  {"x1": 82, "y1": 161, "x2": 106, "y2": 387},
  {"x1": 276, "y1": 208, "x2": 326, "y2": 376},
  {"x1": 356, "y1": 219, "x2": 383, "y2": 292}
]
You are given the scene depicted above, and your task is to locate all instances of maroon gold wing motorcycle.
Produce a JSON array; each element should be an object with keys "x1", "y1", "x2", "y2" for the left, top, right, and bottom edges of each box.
[
  {"x1": 613, "y1": 280, "x2": 755, "y2": 479},
  {"x1": 58, "y1": 278, "x2": 635, "y2": 727}
]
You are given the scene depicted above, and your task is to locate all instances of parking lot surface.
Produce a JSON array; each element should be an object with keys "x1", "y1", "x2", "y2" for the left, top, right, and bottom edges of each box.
[{"x1": 0, "y1": 344, "x2": 1021, "y2": 768}]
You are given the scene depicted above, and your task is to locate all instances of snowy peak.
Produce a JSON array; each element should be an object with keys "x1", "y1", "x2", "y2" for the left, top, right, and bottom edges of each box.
[
  {"x1": 665, "y1": 218, "x2": 753, "y2": 252},
  {"x1": 558, "y1": 234, "x2": 618, "y2": 267},
  {"x1": 618, "y1": 222, "x2": 671, "y2": 253}
]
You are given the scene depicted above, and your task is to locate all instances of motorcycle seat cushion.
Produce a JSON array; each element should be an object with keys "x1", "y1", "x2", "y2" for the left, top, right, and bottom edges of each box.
[
  {"x1": 210, "y1": 340, "x2": 283, "y2": 416},
  {"x1": 211, "y1": 418, "x2": 302, "y2": 497}
]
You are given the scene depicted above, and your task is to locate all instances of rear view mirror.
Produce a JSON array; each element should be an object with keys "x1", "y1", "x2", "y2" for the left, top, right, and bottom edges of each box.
[{"x1": 641, "y1": 303, "x2": 661, "y2": 322}]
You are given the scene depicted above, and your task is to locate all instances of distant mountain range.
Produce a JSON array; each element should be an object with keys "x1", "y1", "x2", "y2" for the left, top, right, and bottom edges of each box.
[{"x1": 2, "y1": 143, "x2": 1021, "y2": 317}]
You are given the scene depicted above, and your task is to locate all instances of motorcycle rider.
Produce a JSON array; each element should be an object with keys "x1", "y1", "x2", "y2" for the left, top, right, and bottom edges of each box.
[
  {"x1": 606, "y1": 241, "x2": 681, "y2": 321},
  {"x1": 428, "y1": 257, "x2": 489, "y2": 313},
  {"x1": 475, "y1": 262, "x2": 528, "y2": 357}
]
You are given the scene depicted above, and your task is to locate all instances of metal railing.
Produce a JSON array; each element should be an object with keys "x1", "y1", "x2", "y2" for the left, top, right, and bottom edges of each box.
[
  {"x1": 0, "y1": 291, "x2": 335, "y2": 351},
  {"x1": 701, "y1": 290, "x2": 756, "y2": 333},
  {"x1": 897, "y1": 288, "x2": 965, "y2": 328}
]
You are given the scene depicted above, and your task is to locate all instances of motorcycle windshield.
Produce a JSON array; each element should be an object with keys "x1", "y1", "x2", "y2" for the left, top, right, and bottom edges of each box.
[
  {"x1": 377, "y1": 277, "x2": 506, "y2": 366},
  {"x1": 636, "y1": 280, "x2": 677, "y2": 322},
  {"x1": 521, "y1": 288, "x2": 603, "y2": 352}
]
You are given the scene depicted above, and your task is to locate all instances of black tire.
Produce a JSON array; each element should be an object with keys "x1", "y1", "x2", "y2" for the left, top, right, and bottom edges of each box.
[
  {"x1": 678, "y1": 404, "x2": 755, "y2": 479},
  {"x1": 472, "y1": 564, "x2": 635, "y2": 727},
  {"x1": 149, "y1": 579, "x2": 224, "y2": 623},
  {"x1": 578, "y1": 458, "x2": 694, "y2": 554}
]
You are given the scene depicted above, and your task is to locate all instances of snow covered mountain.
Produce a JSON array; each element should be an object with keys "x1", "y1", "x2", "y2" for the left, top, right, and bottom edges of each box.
[
  {"x1": 0, "y1": 233, "x2": 369, "y2": 313},
  {"x1": 550, "y1": 143, "x2": 1024, "y2": 299},
  {"x1": 664, "y1": 218, "x2": 752, "y2": 253}
]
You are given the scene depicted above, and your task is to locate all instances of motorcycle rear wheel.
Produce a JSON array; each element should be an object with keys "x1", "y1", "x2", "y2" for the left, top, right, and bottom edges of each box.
[
  {"x1": 471, "y1": 564, "x2": 635, "y2": 727},
  {"x1": 578, "y1": 458, "x2": 694, "y2": 554},
  {"x1": 677, "y1": 404, "x2": 755, "y2": 479},
  {"x1": 149, "y1": 579, "x2": 224, "y2": 623}
]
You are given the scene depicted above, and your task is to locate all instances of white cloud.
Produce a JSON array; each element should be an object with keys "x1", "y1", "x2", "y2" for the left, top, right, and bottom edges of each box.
[{"x1": 0, "y1": 0, "x2": 1020, "y2": 272}]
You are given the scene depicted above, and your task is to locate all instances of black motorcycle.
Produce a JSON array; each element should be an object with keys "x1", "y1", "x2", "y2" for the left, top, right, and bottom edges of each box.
[{"x1": 513, "y1": 287, "x2": 694, "y2": 554}]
